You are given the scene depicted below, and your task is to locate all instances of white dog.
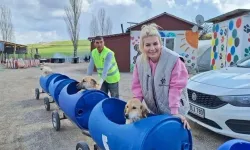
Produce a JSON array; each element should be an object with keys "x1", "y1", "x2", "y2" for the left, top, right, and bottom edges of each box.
[{"x1": 40, "y1": 63, "x2": 53, "y2": 76}]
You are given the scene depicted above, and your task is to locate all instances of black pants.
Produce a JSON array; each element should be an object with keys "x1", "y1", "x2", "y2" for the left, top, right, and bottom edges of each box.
[{"x1": 100, "y1": 81, "x2": 119, "y2": 98}]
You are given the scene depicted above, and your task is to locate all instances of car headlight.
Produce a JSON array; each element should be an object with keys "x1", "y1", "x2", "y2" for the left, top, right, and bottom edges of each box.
[{"x1": 219, "y1": 95, "x2": 250, "y2": 107}]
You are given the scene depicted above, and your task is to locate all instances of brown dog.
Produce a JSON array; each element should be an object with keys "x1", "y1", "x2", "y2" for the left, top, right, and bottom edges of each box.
[
  {"x1": 124, "y1": 98, "x2": 149, "y2": 124},
  {"x1": 76, "y1": 76, "x2": 100, "y2": 90}
]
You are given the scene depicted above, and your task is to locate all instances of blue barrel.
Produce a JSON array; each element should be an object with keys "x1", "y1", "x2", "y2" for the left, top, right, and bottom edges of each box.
[
  {"x1": 48, "y1": 74, "x2": 76, "y2": 106},
  {"x1": 39, "y1": 73, "x2": 62, "y2": 93},
  {"x1": 58, "y1": 81, "x2": 109, "y2": 130},
  {"x1": 88, "y1": 98, "x2": 193, "y2": 150},
  {"x1": 217, "y1": 139, "x2": 250, "y2": 150},
  {"x1": 50, "y1": 79, "x2": 77, "y2": 106}
]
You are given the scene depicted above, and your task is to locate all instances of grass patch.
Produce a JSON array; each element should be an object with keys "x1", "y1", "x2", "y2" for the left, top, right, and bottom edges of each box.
[{"x1": 27, "y1": 40, "x2": 91, "y2": 58}]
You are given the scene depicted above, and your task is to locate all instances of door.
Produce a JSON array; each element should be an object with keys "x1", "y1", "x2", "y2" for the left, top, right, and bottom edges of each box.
[
  {"x1": 219, "y1": 26, "x2": 228, "y2": 68},
  {"x1": 212, "y1": 26, "x2": 228, "y2": 69}
]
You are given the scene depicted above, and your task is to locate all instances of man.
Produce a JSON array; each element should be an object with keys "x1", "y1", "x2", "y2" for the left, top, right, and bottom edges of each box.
[{"x1": 87, "y1": 36, "x2": 120, "y2": 98}]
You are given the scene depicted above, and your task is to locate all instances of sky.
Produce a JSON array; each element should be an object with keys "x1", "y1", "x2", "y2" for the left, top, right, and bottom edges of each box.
[{"x1": 3, "y1": 0, "x2": 250, "y2": 44}]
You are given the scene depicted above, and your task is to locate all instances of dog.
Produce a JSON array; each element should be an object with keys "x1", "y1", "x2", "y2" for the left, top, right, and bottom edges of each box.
[
  {"x1": 124, "y1": 98, "x2": 149, "y2": 124},
  {"x1": 76, "y1": 76, "x2": 100, "y2": 90},
  {"x1": 40, "y1": 63, "x2": 53, "y2": 76}
]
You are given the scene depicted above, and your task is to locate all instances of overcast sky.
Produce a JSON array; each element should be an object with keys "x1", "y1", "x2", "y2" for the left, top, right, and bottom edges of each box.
[{"x1": 3, "y1": 0, "x2": 250, "y2": 44}]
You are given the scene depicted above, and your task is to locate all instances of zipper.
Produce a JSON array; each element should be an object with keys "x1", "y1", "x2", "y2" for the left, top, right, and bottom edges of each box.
[
  {"x1": 152, "y1": 76, "x2": 159, "y2": 113},
  {"x1": 146, "y1": 75, "x2": 150, "y2": 91}
]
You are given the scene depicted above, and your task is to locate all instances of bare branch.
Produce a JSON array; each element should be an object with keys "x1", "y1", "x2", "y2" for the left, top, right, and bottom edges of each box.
[
  {"x1": 98, "y1": 8, "x2": 106, "y2": 35},
  {"x1": 64, "y1": 0, "x2": 83, "y2": 57},
  {"x1": 105, "y1": 17, "x2": 112, "y2": 35},
  {"x1": 0, "y1": 5, "x2": 14, "y2": 42},
  {"x1": 89, "y1": 14, "x2": 99, "y2": 36},
  {"x1": 90, "y1": 8, "x2": 113, "y2": 36},
  {"x1": 199, "y1": 23, "x2": 212, "y2": 40}
]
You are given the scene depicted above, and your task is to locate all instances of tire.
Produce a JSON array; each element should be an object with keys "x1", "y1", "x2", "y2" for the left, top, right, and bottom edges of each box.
[
  {"x1": 76, "y1": 141, "x2": 90, "y2": 150},
  {"x1": 35, "y1": 88, "x2": 40, "y2": 100},
  {"x1": 63, "y1": 113, "x2": 67, "y2": 119},
  {"x1": 94, "y1": 144, "x2": 100, "y2": 150},
  {"x1": 52, "y1": 111, "x2": 60, "y2": 131},
  {"x1": 44, "y1": 97, "x2": 50, "y2": 111}
]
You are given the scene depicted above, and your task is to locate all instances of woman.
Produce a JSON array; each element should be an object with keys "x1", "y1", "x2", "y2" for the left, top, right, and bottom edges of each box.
[{"x1": 131, "y1": 23, "x2": 191, "y2": 129}]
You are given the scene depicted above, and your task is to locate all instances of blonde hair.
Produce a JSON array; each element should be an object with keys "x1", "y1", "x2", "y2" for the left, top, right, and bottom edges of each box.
[{"x1": 139, "y1": 23, "x2": 163, "y2": 61}]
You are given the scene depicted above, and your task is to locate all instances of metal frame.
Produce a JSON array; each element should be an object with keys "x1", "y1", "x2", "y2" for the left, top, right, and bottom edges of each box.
[
  {"x1": 51, "y1": 105, "x2": 102, "y2": 150},
  {"x1": 35, "y1": 87, "x2": 55, "y2": 111},
  {"x1": 35, "y1": 86, "x2": 102, "y2": 150}
]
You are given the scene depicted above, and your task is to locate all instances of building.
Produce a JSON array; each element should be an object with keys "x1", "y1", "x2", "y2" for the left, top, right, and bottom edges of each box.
[
  {"x1": 206, "y1": 9, "x2": 250, "y2": 70},
  {"x1": 88, "y1": 12, "x2": 202, "y2": 72},
  {"x1": 0, "y1": 41, "x2": 27, "y2": 62},
  {"x1": 0, "y1": 41, "x2": 27, "y2": 54}
]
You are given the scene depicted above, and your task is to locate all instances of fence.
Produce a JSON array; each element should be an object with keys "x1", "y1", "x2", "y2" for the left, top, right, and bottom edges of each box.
[{"x1": 5, "y1": 58, "x2": 40, "y2": 69}]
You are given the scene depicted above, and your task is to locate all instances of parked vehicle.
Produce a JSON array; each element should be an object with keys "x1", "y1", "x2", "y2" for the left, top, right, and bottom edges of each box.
[{"x1": 186, "y1": 56, "x2": 250, "y2": 141}]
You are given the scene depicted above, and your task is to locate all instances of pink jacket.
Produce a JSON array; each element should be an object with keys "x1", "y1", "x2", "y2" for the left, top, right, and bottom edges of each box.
[{"x1": 131, "y1": 58, "x2": 189, "y2": 115}]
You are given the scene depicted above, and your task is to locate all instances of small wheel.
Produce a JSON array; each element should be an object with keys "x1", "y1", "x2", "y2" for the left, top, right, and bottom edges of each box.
[
  {"x1": 63, "y1": 113, "x2": 67, "y2": 119},
  {"x1": 52, "y1": 111, "x2": 60, "y2": 131},
  {"x1": 94, "y1": 144, "x2": 100, "y2": 150},
  {"x1": 44, "y1": 97, "x2": 50, "y2": 111},
  {"x1": 35, "y1": 88, "x2": 40, "y2": 100},
  {"x1": 76, "y1": 141, "x2": 90, "y2": 150}
]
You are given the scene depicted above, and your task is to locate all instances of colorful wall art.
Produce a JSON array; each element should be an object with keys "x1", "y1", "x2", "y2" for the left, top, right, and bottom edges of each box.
[
  {"x1": 130, "y1": 30, "x2": 199, "y2": 72},
  {"x1": 211, "y1": 15, "x2": 250, "y2": 70},
  {"x1": 242, "y1": 15, "x2": 250, "y2": 58},
  {"x1": 130, "y1": 31, "x2": 141, "y2": 72}
]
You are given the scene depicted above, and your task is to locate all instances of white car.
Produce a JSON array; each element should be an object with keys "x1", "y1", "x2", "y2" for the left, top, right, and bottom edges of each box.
[{"x1": 186, "y1": 56, "x2": 250, "y2": 141}]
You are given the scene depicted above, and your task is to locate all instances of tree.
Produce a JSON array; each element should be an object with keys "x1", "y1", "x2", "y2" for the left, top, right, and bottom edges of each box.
[
  {"x1": 89, "y1": 15, "x2": 99, "y2": 37},
  {"x1": 199, "y1": 23, "x2": 212, "y2": 40},
  {"x1": 64, "y1": 0, "x2": 83, "y2": 58},
  {"x1": 105, "y1": 17, "x2": 112, "y2": 35},
  {"x1": 0, "y1": 5, "x2": 14, "y2": 42},
  {"x1": 89, "y1": 8, "x2": 113, "y2": 36},
  {"x1": 98, "y1": 8, "x2": 106, "y2": 36}
]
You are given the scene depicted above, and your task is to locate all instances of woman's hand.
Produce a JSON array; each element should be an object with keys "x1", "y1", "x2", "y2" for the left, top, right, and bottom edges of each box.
[{"x1": 173, "y1": 114, "x2": 191, "y2": 130}]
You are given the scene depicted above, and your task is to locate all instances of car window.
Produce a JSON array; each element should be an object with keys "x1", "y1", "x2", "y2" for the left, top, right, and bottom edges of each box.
[{"x1": 237, "y1": 57, "x2": 250, "y2": 68}]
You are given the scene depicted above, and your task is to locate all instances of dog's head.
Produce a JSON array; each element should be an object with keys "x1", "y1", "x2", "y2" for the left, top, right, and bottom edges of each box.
[
  {"x1": 124, "y1": 98, "x2": 149, "y2": 123},
  {"x1": 40, "y1": 63, "x2": 45, "y2": 70},
  {"x1": 76, "y1": 76, "x2": 100, "y2": 90},
  {"x1": 40, "y1": 63, "x2": 53, "y2": 75}
]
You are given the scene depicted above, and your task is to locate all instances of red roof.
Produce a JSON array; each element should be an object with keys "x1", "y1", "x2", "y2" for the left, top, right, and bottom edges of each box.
[
  {"x1": 88, "y1": 11, "x2": 202, "y2": 40},
  {"x1": 126, "y1": 12, "x2": 202, "y2": 32},
  {"x1": 88, "y1": 33, "x2": 129, "y2": 41}
]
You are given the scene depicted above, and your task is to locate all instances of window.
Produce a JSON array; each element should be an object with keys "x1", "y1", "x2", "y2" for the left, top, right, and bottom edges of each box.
[
  {"x1": 161, "y1": 37, "x2": 175, "y2": 51},
  {"x1": 161, "y1": 38, "x2": 164, "y2": 45}
]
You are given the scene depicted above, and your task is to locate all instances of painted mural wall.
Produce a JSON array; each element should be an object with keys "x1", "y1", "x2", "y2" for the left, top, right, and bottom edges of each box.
[
  {"x1": 242, "y1": 15, "x2": 250, "y2": 58},
  {"x1": 130, "y1": 30, "x2": 198, "y2": 72},
  {"x1": 211, "y1": 15, "x2": 250, "y2": 70}
]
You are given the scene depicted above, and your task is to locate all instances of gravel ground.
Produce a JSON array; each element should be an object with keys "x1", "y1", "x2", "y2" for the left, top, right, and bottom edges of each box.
[{"x1": 0, "y1": 63, "x2": 232, "y2": 150}]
